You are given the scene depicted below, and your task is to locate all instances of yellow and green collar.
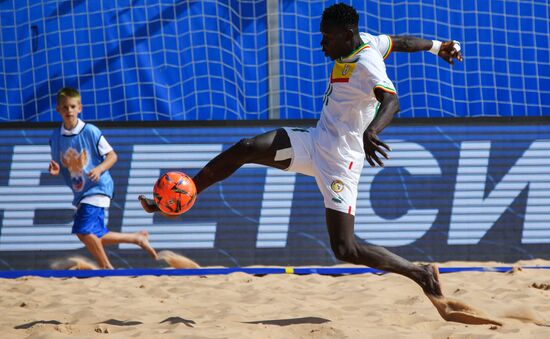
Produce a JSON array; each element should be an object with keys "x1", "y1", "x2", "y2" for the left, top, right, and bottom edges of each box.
[{"x1": 338, "y1": 42, "x2": 370, "y2": 62}]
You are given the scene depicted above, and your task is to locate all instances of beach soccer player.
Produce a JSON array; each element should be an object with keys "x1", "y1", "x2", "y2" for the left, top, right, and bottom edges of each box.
[{"x1": 139, "y1": 3, "x2": 462, "y2": 297}]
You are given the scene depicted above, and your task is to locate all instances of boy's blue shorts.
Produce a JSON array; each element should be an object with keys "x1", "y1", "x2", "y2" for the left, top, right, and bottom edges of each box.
[{"x1": 72, "y1": 203, "x2": 109, "y2": 238}]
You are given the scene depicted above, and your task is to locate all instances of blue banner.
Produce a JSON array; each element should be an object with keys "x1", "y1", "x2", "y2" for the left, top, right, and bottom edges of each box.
[{"x1": 0, "y1": 121, "x2": 549, "y2": 269}]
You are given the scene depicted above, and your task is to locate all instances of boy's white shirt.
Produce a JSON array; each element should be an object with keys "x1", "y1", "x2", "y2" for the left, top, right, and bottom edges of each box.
[{"x1": 61, "y1": 118, "x2": 113, "y2": 208}]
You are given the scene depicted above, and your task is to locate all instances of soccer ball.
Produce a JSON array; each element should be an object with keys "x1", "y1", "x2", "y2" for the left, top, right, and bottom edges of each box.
[{"x1": 153, "y1": 171, "x2": 197, "y2": 215}]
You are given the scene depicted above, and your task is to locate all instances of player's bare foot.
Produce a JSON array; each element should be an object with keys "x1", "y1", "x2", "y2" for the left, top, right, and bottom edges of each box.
[
  {"x1": 139, "y1": 195, "x2": 160, "y2": 213},
  {"x1": 136, "y1": 230, "x2": 158, "y2": 260},
  {"x1": 426, "y1": 293, "x2": 503, "y2": 325},
  {"x1": 419, "y1": 264, "x2": 443, "y2": 297},
  {"x1": 139, "y1": 195, "x2": 180, "y2": 219},
  {"x1": 420, "y1": 264, "x2": 503, "y2": 325}
]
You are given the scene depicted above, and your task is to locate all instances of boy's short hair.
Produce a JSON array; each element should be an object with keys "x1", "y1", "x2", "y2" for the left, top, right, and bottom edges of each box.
[
  {"x1": 57, "y1": 87, "x2": 81, "y2": 104},
  {"x1": 321, "y1": 3, "x2": 359, "y2": 29}
]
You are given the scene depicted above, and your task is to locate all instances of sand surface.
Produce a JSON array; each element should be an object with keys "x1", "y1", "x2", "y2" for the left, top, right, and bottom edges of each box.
[{"x1": 1, "y1": 260, "x2": 550, "y2": 338}]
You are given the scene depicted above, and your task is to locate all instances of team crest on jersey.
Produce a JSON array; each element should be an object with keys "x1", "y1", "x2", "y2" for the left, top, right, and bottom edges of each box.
[
  {"x1": 330, "y1": 62, "x2": 356, "y2": 83},
  {"x1": 342, "y1": 64, "x2": 350, "y2": 76},
  {"x1": 61, "y1": 147, "x2": 89, "y2": 192},
  {"x1": 331, "y1": 179, "x2": 344, "y2": 193}
]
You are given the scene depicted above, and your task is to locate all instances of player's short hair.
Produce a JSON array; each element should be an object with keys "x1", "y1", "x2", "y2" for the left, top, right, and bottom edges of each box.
[
  {"x1": 56, "y1": 87, "x2": 81, "y2": 104},
  {"x1": 321, "y1": 3, "x2": 359, "y2": 30}
]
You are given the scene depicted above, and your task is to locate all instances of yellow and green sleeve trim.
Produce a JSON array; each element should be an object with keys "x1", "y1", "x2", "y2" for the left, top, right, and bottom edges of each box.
[
  {"x1": 374, "y1": 84, "x2": 397, "y2": 94},
  {"x1": 383, "y1": 35, "x2": 393, "y2": 59}
]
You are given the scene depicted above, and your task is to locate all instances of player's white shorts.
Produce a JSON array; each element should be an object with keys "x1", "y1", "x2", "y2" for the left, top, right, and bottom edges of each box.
[{"x1": 282, "y1": 127, "x2": 364, "y2": 215}]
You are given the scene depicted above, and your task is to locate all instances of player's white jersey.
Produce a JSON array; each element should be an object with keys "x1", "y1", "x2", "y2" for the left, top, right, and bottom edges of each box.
[
  {"x1": 285, "y1": 33, "x2": 397, "y2": 214},
  {"x1": 312, "y1": 32, "x2": 396, "y2": 172}
]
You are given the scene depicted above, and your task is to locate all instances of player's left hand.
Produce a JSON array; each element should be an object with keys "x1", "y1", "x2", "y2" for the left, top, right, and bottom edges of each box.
[
  {"x1": 48, "y1": 160, "x2": 60, "y2": 176},
  {"x1": 439, "y1": 40, "x2": 462, "y2": 65},
  {"x1": 87, "y1": 167, "x2": 102, "y2": 182},
  {"x1": 363, "y1": 128, "x2": 390, "y2": 167}
]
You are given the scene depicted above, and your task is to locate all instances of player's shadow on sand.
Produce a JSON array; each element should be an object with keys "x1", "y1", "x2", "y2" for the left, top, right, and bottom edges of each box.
[
  {"x1": 15, "y1": 320, "x2": 62, "y2": 329},
  {"x1": 99, "y1": 319, "x2": 143, "y2": 326},
  {"x1": 160, "y1": 316, "x2": 196, "y2": 328},
  {"x1": 244, "y1": 316, "x2": 330, "y2": 326}
]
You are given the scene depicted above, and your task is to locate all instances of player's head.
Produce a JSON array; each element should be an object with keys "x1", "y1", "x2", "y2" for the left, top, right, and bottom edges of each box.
[
  {"x1": 56, "y1": 87, "x2": 82, "y2": 128},
  {"x1": 320, "y1": 3, "x2": 360, "y2": 60},
  {"x1": 56, "y1": 87, "x2": 81, "y2": 105}
]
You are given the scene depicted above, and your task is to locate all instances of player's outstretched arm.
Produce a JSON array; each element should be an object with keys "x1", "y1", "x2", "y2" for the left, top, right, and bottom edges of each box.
[{"x1": 390, "y1": 35, "x2": 463, "y2": 65}]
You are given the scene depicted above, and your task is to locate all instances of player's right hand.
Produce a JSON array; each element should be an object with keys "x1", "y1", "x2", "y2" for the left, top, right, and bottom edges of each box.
[
  {"x1": 48, "y1": 160, "x2": 60, "y2": 175},
  {"x1": 363, "y1": 129, "x2": 390, "y2": 167},
  {"x1": 439, "y1": 40, "x2": 463, "y2": 65}
]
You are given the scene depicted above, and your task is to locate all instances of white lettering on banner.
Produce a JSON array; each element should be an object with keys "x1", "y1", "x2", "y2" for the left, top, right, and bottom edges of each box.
[
  {"x1": 0, "y1": 145, "x2": 84, "y2": 251},
  {"x1": 256, "y1": 168, "x2": 296, "y2": 247},
  {"x1": 121, "y1": 144, "x2": 223, "y2": 249},
  {"x1": 449, "y1": 140, "x2": 550, "y2": 245},
  {"x1": 355, "y1": 141, "x2": 441, "y2": 246},
  {"x1": 3, "y1": 140, "x2": 549, "y2": 252}
]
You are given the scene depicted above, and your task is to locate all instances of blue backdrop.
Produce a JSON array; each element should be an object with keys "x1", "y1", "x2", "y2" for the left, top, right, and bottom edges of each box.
[{"x1": 0, "y1": 0, "x2": 548, "y2": 121}]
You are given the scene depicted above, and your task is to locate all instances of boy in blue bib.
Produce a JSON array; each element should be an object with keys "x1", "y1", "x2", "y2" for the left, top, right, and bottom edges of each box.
[{"x1": 49, "y1": 87, "x2": 158, "y2": 269}]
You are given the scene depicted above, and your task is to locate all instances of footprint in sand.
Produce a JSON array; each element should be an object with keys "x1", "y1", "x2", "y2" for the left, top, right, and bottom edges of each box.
[{"x1": 530, "y1": 282, "x2": 550, "y2": 290}]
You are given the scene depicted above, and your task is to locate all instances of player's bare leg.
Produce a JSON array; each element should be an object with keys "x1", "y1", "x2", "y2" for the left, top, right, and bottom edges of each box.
[
  {"x1": 77, "y1": 233, "x2": 114, "y2": 269},
  {"x1": 101, "y1": 230, "x2": 159, "y2": 260},
  {"x1": 138, "y1": 128, "x2": 291, "y2": 213},
  {"x1": 192, "y1": 128, "x2": 291, "y2": 193},
  {"x1": 326, "y1": 208, "x2": 442, "y2": 297}
]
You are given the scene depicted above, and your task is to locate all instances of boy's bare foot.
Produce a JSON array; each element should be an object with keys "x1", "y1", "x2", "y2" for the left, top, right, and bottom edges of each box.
[
  {"x1": 136, "y1": 230, "x2": 158, "y2": 260},
  {"x1": 139, "y1": 195, "x2": 160, "y2": 213},
  {"x1": 158, "y1": 250, "x2": 200, "y2": 269}
]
